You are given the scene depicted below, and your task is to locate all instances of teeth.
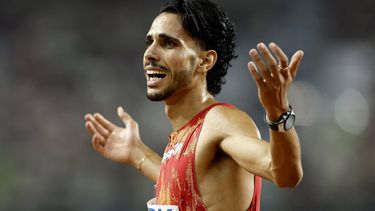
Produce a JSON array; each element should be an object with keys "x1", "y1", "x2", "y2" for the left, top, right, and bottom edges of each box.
[
  {"x1": 146, "y1": 70, "x2": 166, "y2": 75},
  {"x1": 146, "y1": 70, "x2": 167, "y2": 81},
  {"x1": 149, "y1": 77, "x2": 162, "y2": 81}
]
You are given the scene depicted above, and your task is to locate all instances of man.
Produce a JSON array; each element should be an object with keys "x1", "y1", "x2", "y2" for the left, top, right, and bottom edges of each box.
[{"x1": 84, "y1": 0, "x2": 303, "y2": 210}]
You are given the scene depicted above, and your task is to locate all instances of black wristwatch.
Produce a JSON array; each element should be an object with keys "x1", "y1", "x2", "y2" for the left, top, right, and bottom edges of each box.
[{"x1": 264, "y1": 105, "x2": 295, "y2": 132}]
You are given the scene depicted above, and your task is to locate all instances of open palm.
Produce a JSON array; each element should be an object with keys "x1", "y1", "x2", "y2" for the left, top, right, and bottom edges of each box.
[
  {"x1": 248, "y1": 42, "x2": 303, "y2": 120},
  {"x1": 84, "y1": 107, "x2": 141, "y2": 165}
]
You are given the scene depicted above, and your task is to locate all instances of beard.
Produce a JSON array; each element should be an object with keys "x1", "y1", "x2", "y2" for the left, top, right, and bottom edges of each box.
[
  {"x1": 147, "y1": 85, "x2": 174, "y2": 101},
  {"x1": 146, "y1": 68, "x2": 193, "y2": 101}
]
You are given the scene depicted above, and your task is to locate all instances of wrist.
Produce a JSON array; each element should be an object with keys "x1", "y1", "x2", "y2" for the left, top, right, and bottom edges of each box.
[
  {"x1": 129, "y1": 141, "x2": 147, "y2": 167},
  {"x1": 266, "y1": 105, "x2": 289, "y2": 121},
  {"x1": 265, "y1": 105, "x2": 296, "y2": 132},
  {"x1": 136, "y1": 154, "x2": 150, "y2": 171}
]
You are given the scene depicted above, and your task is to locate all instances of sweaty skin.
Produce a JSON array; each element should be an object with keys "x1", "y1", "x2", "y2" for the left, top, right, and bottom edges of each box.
[{"x1": 85, "y1": 12, "x2": 303, "y2": 210}]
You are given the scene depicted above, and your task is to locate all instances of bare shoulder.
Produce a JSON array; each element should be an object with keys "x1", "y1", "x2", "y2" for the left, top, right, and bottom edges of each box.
[
  {"x1": 204, "y1": 104, "x2": 261, "y2": 140},
  {"x1": 196, "y1": 104, "x2": 264, "y2": 167}
]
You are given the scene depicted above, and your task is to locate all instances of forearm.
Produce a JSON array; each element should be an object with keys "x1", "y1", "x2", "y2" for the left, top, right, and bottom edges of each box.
[
  {"x1": 130, "y1": 142, "x2": 162, "y2": 183},
  {"x1": 269, "y1": 128, "x2": 303, "y2": 187}
]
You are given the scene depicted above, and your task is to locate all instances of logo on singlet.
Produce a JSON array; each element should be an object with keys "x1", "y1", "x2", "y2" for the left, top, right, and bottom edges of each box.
[{"x1": 162, "y1": 143, "x2": 183, "y2": 162}]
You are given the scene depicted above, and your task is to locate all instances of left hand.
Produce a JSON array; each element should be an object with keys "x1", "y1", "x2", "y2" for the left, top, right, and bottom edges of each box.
[{"x1": 248, "y1": 42, "x2": 303, "y2": 121}]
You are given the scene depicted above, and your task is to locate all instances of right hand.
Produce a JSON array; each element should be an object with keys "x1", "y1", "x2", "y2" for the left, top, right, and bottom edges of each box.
[{"x1": 84, "y1": 106, "x2": 141, "y2": 165}]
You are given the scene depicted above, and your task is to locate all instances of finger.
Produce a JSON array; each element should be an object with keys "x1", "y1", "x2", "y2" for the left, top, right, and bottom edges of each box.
[
  {"x1": 249, "y1": 48, "x2": 273, "y2": 85},
  {"x1": 85, "y1": 121, "x2": 96, "y2": 137},
  {"x1": 256, "y1": 43, "x2": 279, "y2": 84},
  {"x1": 86, "y1": 121, "x2": 107, "y2": 146},
  {"x1": 269, "y1": 42, "x2": 289, "y2": 68},
  {"x1": 87, "y1": 114, "x2": 110, "y2": 138},
  {"x1": 248, "y1": 61, "x2": 266, "y2": 89},
  {"x1": 249, "y1": 48, "x2": 268, "y2": 73},
  {"x1": 94, "y1": 113, "x2": 116, "y2": 132},
  {"x1": 268, "y1": 42, "x2": 288, "y2": 84},
  {"x1": 93, "y1": 133, "x2": 106, "y2": 146},
  {"x1": 84, "y1": 113, "x2": 91, "y2": 121},
  {"x1": 92, "y1": 135, "x2": 105, "y2": 153},
  {"x1": 85, "y1": 114, "x2": 103, "y2": 137},
  {"x1": 289, "y1": 50, "x2": 304, "y2": 79}
]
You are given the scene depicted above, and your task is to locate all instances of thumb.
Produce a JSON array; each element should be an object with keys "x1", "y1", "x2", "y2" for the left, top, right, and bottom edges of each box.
[
  {"x1": 117, "y1": 106, "x2": 133, "y2": 127},
  {"x1": 289, "y1": 50, "x2": 304, "y2": 79}
]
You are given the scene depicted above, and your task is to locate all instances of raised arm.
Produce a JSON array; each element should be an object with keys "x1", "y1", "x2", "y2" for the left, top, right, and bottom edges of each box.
[
  {"x1": 249, "y1": 42, "x2": 303, "y2": 186},
  {"x1": 214, "y1": 42, "x2": 303, "y2": 188},
  {"x1": 84, "y1": 106, "x2": 161, "y2": 182}
]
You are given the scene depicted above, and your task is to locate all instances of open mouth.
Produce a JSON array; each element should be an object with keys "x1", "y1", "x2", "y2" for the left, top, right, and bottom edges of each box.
[{"x1": 146, "y1": 71, "x2": 167, "y2": 81}]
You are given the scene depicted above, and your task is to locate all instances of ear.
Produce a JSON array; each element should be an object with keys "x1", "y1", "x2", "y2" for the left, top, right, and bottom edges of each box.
[{"x1": 198, "y1": 50, "x2": 217, "y2": 73}]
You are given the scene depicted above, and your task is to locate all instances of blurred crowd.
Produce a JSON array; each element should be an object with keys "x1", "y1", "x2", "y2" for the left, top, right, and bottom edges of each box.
[{"x1": 0, "y1": 0, "x2": 374, "y2": 210}]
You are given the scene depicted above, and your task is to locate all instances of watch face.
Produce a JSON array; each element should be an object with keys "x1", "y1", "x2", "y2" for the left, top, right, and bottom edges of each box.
[{"x1": 284, "y1": 114, "x2": 296, "y2": 131}]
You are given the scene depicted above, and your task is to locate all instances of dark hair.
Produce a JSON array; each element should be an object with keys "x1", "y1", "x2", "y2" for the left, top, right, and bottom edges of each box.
[{"x1": 160, "y1": 0, "x2": 237, "y2": 96}]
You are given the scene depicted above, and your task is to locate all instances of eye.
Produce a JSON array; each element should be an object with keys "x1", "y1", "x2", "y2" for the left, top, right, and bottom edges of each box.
[
  {"x1": 145, "y1": 39, "x2": 153, "y2": 48},
  {"x1": 165, "y1": 41, "x2": 175, "y2": 48}
]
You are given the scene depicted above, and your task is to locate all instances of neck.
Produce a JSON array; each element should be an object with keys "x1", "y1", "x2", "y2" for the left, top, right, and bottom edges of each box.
[{"x1": 164, "y1": 88, "x2": 216, "y2": 131}]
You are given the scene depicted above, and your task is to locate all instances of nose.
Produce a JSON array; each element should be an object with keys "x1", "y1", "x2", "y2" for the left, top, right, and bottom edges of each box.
[{"x1": 144, "y1": 42, "x2": 161, "y2": 62}]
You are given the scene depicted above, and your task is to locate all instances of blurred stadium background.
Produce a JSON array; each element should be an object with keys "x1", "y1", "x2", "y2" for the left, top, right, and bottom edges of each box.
[{"x1": 0, "y1": 0, "x2": 374, "y2": 210}]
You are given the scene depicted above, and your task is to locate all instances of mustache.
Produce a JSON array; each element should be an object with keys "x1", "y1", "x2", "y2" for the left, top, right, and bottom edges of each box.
[{"x1": 145, "y1": 61, "x2": 168, "y2": 71}]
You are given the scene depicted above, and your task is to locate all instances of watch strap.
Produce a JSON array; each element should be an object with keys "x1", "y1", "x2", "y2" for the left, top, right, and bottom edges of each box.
[{"x1": 264, "y1": 105, "x2": 295, "y2": 132}]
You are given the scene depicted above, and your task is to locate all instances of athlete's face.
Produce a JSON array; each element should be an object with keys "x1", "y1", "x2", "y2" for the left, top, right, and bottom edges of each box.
[{"x1": 143, "y1": 12, "x2": 202, "y2": 101}]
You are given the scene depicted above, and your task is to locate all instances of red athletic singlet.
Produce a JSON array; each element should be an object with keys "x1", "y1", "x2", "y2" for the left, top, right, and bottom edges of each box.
[{"x1": 155, "y1": 103, "x2": 262, "y2": 211}]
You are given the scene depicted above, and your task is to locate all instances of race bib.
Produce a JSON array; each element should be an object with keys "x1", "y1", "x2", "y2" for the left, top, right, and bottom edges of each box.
[{"x1": 147, "y1": 198, "x2": 179, "y2": 211}]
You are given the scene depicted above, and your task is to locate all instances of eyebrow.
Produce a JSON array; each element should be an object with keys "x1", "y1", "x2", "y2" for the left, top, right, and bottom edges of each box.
[{"x1": 146, "y1": 33, "x2": 181, "y2": 45}]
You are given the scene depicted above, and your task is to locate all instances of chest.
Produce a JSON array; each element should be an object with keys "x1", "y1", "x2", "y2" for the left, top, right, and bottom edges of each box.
[
  {"x1": 156, "y1": 122, "x2": 204, "y2": 205},
  {"x1": 160, "y1": 120, "x2": 221, "y2": 182}
]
